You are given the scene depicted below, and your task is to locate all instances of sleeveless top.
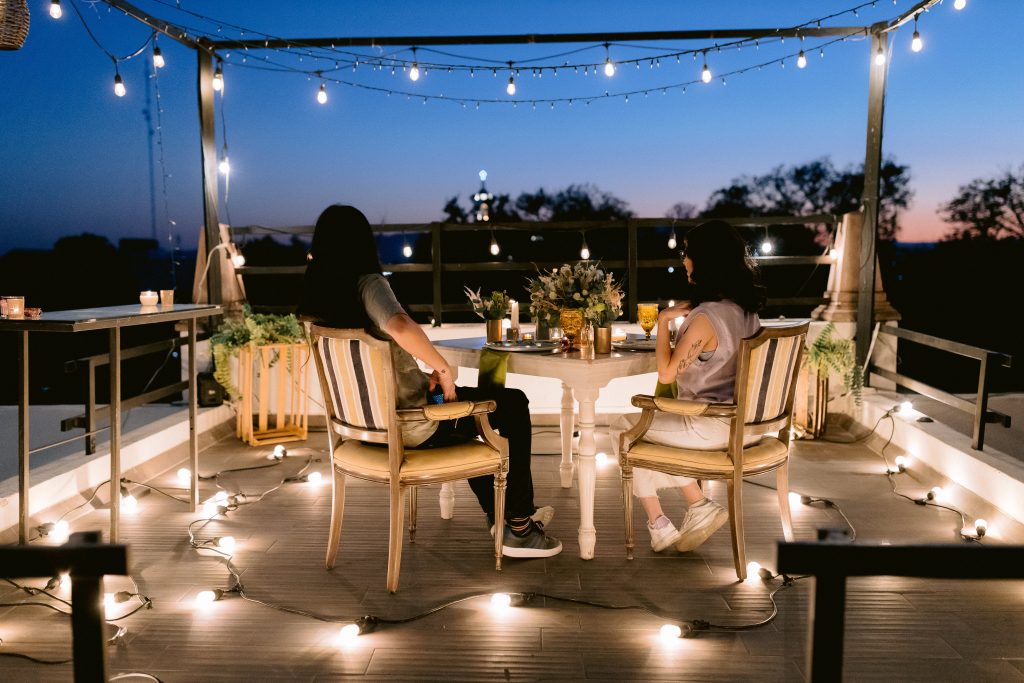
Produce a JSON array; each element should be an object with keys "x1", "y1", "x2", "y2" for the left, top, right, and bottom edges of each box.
[{"x1": 675, "y1": 300, "x2": 761, "y2": 403}]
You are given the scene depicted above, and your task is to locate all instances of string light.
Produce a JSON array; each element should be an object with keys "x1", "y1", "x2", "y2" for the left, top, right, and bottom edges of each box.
[
  {"x1": 120, "y1": 485, "x2": 137, "y2": 513},
  {"x1": 926, "y1": 486, "x2": 944, "y2": 501},
  {"x1": 506, "y1": 75, "x2": 516, "y2": 96},
  {"x1": 217, "y1": 535, "x2": 236, "y2": 551},
  {"x1": 953, "y1": 0, "x2": 966, "y2": 9},
  {"x1": 489, "y1": 232, "x2": 500, "y2": 256},
  {"x1": 659, "y1": 624, "x2": 682, "y2": 640},
  {"x1": 603, "y1": 44, "x2": 615, "y2": 77},
  {"x1": 974, "y1": 519, "x2": 988, "y2": 537},
  {"x1": 49, "y1": 0, "x2": 62, "y2": 19},
  {"x1": 212, "y1": 63, "x2": 224, "y2": 91},
  {"x1": 218, "y1": 144, "x2": 230, "y2": 176},
  {"x1": 177, "y1": 468, "x2": 191, "y2": 484},
  {"x1": 760, "y1": 239, "x2": 773, "y2": 254},
  {"x1": 153, "y1": 45, "x2": 165, "y2": 69},
  {"x1": 409, "y1": 48, "x2": 420, "y2": 81},
  {"x1": 911, "y1": 16, "x2": 923, "y2": 53},
  {"x1": 797, "y1": 50, "x2": 807, "y2": 68},
  {"x1": 317, "y1": 82, "x2": 328, "y2": 104},
  {"x1": 402, "y1": 240, "x2": 412, "y2": 258},
  {"x1": 338, "y1": 623, "x2": 361, "y2": 643},
  {"x1": 231, "y1": 252, "x2": 246, "y2": 268},
  {"x1": 307, "y1": 471, "x2": 323, "y2": 484},
  {"x1": 113, "y1": 69, "x2": 126, "y2": 97},
  {"x1": 894, "y1": 455, "x2": 908, "y2": 472},
  {"x1": 701, "y1": 53, "x2": 712, "y2": 83},
  {"x1": 195, "y1": 589, "x2": 224, "y2": 604},
  {"x1": 874, "y1": 44, "x2": 886, "y2": 66},
  {"x1": 580, "y1": 233, "x2": 590, "y2": 260},
  {"x1": 667, "y1": 229, "x2": 677, "y2": 250},
  {"x1": 490, "y1": 593, "x2": 512, "y2": 609},
  {"x1": 745, "y1": 561, "x2": 762, "y2": 582}
]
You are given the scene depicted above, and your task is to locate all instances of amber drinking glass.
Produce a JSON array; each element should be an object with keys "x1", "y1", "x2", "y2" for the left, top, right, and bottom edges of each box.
[{"x1": 637, "y1": 304, "x2": 658, "y2": 341}]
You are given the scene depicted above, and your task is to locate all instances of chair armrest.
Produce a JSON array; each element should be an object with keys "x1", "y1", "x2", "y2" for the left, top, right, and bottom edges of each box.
[
  {"x1": 631, "y1": 394, "x2": 737, "y2": 417},
  {"x1": 396, "y1": 400, "x2": 497, "y2": 423}
]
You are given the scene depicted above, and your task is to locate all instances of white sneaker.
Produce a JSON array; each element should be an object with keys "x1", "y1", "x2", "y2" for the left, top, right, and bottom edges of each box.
[
  {"x1": 674, "y1": 499, "x2": 729, "y2": 552},
  {"x1": 648, "y1": 516, "x2": 683, "y2": 552}
]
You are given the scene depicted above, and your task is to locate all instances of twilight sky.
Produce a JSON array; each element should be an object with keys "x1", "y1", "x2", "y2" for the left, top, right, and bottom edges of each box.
[{"x1": 0, "y1": 0, "x2": 1021, "y2": 252}]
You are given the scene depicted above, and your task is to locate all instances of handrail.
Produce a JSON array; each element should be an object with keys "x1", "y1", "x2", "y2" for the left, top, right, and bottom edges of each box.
[
  {"x1": 869, "y1": 326, "x2": 1012, "y2": 450},
  {"x1": 777, "y1": 535, "x2": 1024, "y2": 682},
  {"x1": 229, "y1": 214, "x2": 839, "y2": 324}
]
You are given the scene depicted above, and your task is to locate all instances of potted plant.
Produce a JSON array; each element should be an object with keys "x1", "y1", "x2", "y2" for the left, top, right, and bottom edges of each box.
[
  {"x1": 210, "y1": 305, "x2": 305, "y2": 400},
  {"x1": 527, "y1": 261, "x2": 623, "y2": 351},
  {"x1": 800, "y1": 323, "x2": 863, "y2": 437},
  {"x1": 464, "y1": 287, "x2": 511, "y2": 343}
]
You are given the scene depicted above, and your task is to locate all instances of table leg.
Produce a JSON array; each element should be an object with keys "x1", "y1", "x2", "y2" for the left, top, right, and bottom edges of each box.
[
  {"x1": 188, "y1": 319, "x2": 199, "y2": 512},
  {"x1": 559, "y1": 382, "x2": 575, "y2": 488},
  {"x1": 109, "y1": 327, "x2": 121, "y2": 543},
  {"x1": 576, "y1": 386, "x2": 599, "y2": 560},
  {"x1": 18, "y1": 331, "x2": 29, "y2": 544}
]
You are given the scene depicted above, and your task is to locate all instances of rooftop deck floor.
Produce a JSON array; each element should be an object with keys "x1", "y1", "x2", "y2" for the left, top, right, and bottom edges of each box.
[{"x1": 4, "y1": 424, "x2": 1024, "y2": 682}]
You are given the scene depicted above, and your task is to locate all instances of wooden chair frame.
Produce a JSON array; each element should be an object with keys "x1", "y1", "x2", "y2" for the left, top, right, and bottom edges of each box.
[
  {"x1": 309, "y1": 325, "x2": 509, "y2": 593},
  {"x1": 619, "y1": 321, "x2": 809, "y2": 580}
]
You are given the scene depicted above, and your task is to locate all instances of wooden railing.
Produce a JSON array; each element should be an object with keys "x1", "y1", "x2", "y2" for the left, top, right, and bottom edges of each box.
[
  {"x1": 229, "y1": 214, "x2": 838, "y2": 323},
  {"x1": 869, "y1": 325, "x2": 1012, "y2": 450}
]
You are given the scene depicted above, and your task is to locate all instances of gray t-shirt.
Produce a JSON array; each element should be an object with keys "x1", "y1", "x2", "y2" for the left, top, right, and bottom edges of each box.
[
  {"x1": 676, "y1": 300, "x2": 761, "y2": 403},
  {"x1": 358, "y1": 273, "x2": 437, "y2": 446}
]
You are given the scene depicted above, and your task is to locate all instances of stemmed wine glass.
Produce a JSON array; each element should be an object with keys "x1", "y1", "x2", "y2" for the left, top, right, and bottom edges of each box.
[{"x1": 637, "y1": 304, "x2": 658, "y2": 341}]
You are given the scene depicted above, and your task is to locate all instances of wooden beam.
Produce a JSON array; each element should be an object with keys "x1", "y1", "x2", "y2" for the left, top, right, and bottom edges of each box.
[
  {"x1": 103, "y1": 0, "x2": 200, "y2": 49},
  {"x1": 197, "y1": 49, "x2": 222, "y2": 305}
]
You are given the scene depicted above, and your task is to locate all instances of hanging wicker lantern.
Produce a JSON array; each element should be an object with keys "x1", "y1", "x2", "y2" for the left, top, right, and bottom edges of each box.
[{"x1": 0, "y1": 0, "x2": 30, "y2": 51}]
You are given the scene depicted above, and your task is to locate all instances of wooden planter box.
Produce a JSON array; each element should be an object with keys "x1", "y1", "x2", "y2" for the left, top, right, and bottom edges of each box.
[
  {"x1": 236, "y1": 342, "x2": 310, "y2": 446},
  {"x1": 794, "y1": 365, "x2": 829, "y2": 439}
]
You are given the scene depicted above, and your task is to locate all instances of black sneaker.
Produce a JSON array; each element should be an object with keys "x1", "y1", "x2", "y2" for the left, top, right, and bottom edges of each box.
[{"x1": 502, "y1": 521, "x2": 563, "y2": 558}]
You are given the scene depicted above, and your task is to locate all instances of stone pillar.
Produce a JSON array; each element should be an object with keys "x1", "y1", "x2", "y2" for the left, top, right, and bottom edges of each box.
[{"x1": 812, "y1": 211, "x2": 900, "y2": 323}]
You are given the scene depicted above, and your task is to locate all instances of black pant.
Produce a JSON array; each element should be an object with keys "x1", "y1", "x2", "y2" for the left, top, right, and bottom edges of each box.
[{"x1": 418, "y1": 385, "x2": 536, "y2": 520}]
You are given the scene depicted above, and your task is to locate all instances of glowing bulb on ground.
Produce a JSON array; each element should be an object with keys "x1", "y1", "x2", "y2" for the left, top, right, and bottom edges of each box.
[
  {"x1": 212, "y1": 66, "x2": 224, "y2": 91},
  {"x1": 490, "y1": 593, "x2": 512, "y2": 609},
  {"x1": 928, "y1": 486, "x2": 944, "y2": 501},
  {"x1": 317, "y1": 83, "x2": 328, "y2": 104},
  {"x1": 49, "y1": 0, "x2": 62, "y2": 19},
  {"x1": 121, "y1": 493, "x2": 137, "y2": 513},
  {"x1": 701, "y1": 63, "x2": 712, "y2": 83},
  {"x1": 60, "y1": 573, "x2": 71, "y2": 589},
  {"x1": 595, "y1": 452, "x2": 608, "y2": 468},
  {"x1": 113, "y1": 74, "x2": 126, "y2": 97},
  {"x1": 760, "y1": 240, "x2": 773, "y2": 254},
  {"x1": 604, "y1": 59, "x2": 615, "y2": 77},
  {"x1": 409, "y1": 63, "x2": 420, "y2": 81},
  {"x1": 218, "y1": 157, "x2": 230, "y2": 175},
  {"x1": 214, "y1": 490, "x2": 229, "y2": 503},
  {"x1": 153, "y1": 46, "x2": 165, "y2": 68},
  {"x1": 974, "y1": 519, "x2": 988, "y2": 536},
  {"x1": 746, "y1": 561, "x2": 762, "y2": 581},
  {"x1": 104, "y1": 593, "x2": 115, "y2": 611},
  {"x1": 911, "y1": 31, "x2": 923, "y2": 53},
  {"x1": 953, "y1": 0, "x2": 966, "y2": 9},
  {"x1": 659, "y1": 624, "x2": 682, "y2": 640},
  {"x1": 789, "y1": 492, "x2": 803, "y2": 507},
  {"x1": 339, "y1": 623, "x2": 361, "y2": 642},
  {"x1": 203, "y1": 501, "x2": 221, "y2": 516},
  {"x1": 195, "y1": 589, "x2": 222, "y2": 604},
  {"x1": 307, "y1": 471, "x2": 323, "y2": 484},
  {"x1": 273, "y1": 445, "x2": 287, "y2": 459},
  {"x1": 402, "y1": 243, "x2": 412, "y2": 258},
  {"x1": 506, "y1": 77, "x2": 516, "y2": 96},
  {"x1": 54, "y1": 519, "x2": 70, "y2": 537},
  {"x1": 177, "y1": 468, "x2": 191, "y2": 484},
  {"x1": 218, "y1": 535, "x2": 236, "y2": 551},
  {"x1": 894, "y1": 455, "x2": 908, "y2": 471},
  {"x1": 874, "y1": 47, "x2": 886, "y2": 66},
  {"x1": 898, "y1": 401, "x2": 913, "y2": 414},
  {"x1": 797, "y1": 50, "x2": 807, "y2": 69}
]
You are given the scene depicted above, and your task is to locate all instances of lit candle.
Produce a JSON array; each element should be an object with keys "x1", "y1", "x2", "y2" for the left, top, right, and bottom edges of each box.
[
  {"x1": 139, "y1": 291, "x2": 158, "y2": 306},
  {"x1": 611, "y1": 327, "x2": 627, "y2": 342},
  {"x1": 510, "y1": 300, "x2": 519, "y2": 330}
]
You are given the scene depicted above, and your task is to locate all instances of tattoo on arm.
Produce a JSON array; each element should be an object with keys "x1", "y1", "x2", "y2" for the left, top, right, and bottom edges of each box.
[{"x1": 676, "y1": 338, "x2": 704, "y2": 375}]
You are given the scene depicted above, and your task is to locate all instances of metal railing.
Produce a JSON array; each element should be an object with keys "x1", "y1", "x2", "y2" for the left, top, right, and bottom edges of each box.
[
  {"x1": 229, "y1": 214, "x2": 838, "y2": 323},
  {"x1": 868, "y1": 325, "x2": 1012, "y2": 450},
  {"x1": 777, "y1": 534, "x2": 1024, "y2": 683},
  {"x1": 60, "y1": 337, "x2": 188, "y2": 454}
]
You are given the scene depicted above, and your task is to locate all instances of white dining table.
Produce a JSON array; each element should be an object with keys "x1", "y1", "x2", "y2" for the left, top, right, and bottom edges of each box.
[{"x1": 435, "y1": 337, "x2": 657, "y2": 560}]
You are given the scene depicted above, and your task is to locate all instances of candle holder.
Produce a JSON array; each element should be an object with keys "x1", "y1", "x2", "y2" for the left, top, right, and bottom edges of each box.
[
  {"x1": 139, "y1": 291, "x2": 158, "y2": 306},
  {"x1": 4, "y1": 296, "x2": 25, "y2": 319}
]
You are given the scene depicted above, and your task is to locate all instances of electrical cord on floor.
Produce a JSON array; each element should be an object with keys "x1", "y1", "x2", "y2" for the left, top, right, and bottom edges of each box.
[{"x1": 744, "y1": 479, "x2": 858, "y2": 542}]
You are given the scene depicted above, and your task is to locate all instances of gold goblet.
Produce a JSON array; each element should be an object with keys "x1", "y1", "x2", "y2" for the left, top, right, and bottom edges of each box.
[
  {"x1": 559, "y1": 308, "x2": 584, "y2": 350},
  {"x1": 637, "y1": 303, "x2": 659, "y2": 341}
]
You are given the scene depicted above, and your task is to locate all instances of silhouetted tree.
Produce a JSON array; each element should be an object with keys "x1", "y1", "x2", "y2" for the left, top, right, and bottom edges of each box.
[
  {"x1": 699, "y1": 157, "x2": 912, "y2": 241},
  {"x1": 514, "y1": 183, "x2": 634, "y2": 222},
  {"x1": 442, "y1": 196, "x2": 468, "y2": 223},
  {"x1": 940, "y1": 163, "x2": 1024, "y2": 240},
  {"x1": 665, "y1": 201, "x2": 698, "y2": 219}
]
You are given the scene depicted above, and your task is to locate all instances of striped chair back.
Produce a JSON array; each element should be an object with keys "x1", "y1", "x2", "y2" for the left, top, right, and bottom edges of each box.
[
  {"x1": 740, "y1": 324, "x2": 808, "y2": 425},
  {"x1": 312, "y1": 328, "x2": 393, "y2": 432}
]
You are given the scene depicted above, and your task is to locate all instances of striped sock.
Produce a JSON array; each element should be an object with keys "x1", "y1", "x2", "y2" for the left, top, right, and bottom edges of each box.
[{"x1": 507, "y1": 516, "x2": 532, "y2": 537}]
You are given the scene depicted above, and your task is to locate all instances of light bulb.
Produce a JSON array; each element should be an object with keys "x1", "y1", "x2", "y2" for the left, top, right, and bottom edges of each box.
[
  {"x1": 203, "y1": 501, "x2": 221, "y2": 516},
  {"x1": 789, "y1": 492, "x2": 803, "y2": 507},
  {"x1": 490, "y1": 593, "x2": 512, "y2": 609},
  {"x1": 195, "y1": 589, "x2": 221, "y2": 604},
  {"x1": 898, "y1": 400, "x2": 913, "y2": 414},
  {"x1": 214, "y1": 490, "x2": 229, "y2": 502},
  {"x1": 667, "y1": 266, "x2": 675, "y2": 274},
  {"x1": 177, "y1": 467, "x2": 191, "y2": 483},
  {"x1": 929, "y1": 486, "x2": 944, "y2": 501},
  {"x1": 231, "y1": 253, "x2": 246, "y2": 268},
  {"x1": 911, "y1": 31, "x2": 923, "y2": 53},
  {"x1": 49, "y1": 0, "x2": 62, "y2": 19},
  {"x1": 218, "y1": 157, "x2": 230, "y2": 175},
  {"x1": 339, "y1": 623, "x2": 361, "y2": 642},
  {"x1": 60, "y1": 573, "x2": 71, "y2": 589},
  {"x1": 580, "y1": 245, "x2": 590, "y2": 260},
  {"x1": 121, "y1": 493, "x2": 137, "y2": 513},
  {"x1": 659, "y1": 624, "x2": 682, "y2": 640},
  {"x1": 53, "y1": 519, "x2": 71, "y2": 537},
  {"x1": 894, "y1": 455, "x2": 908, "y2": 471},
  {"x1": 604, "y1": 58, "x2": 615, "y2": 77},
  {"x1": 402, "y1": 243, "x2": 412, "y2": 258},
  {"x1": 760, "y1": 240, "x2": 773, "y2": 254},
  {"x1": 797, "y1": 50, "x2": 807, "y2": 69},
  {"x1": 874, "y1": 46, "x2": 886, "y2": 66},
  {"x1": 153, "y1": 46, "x2": 165, "y2": 69},
  {"x1": 218, "y1": 535, "x2": 236, "y2": 551},
  {"x1": 317, "y1": 83, "x2": 328, "y2": 104},
  {"x1": 409, "y1": 63, "x2": 420, "y2": 81},
  {"x1": 113, "y1": 74, "x2": 126, "y2": 97},
  {"x1": 701, "y1": 63, "x2": 712, "y2": 83},
  {"x1": 506, "y1": 76, "x2": 516, "y2": 96},
  {"x1": 104, "y1": 593, "x2": 115, "y2": 610},
  {"x1": 746, "y1": 561, "x2": 762, "y2": 580},
  {"x1": 307, "y1": 471, "x2": 323, "y2": 484},
  {"x1": 595, "y1": 452, "x2": 608, "y2": 468},
  {"x1": 953, "y1": 0, "x2": 966, "y2": 9},
  {"x1": 490, "y1": 239, "x2": 500, "y2": 256},
  {"x1": 667, "y1": 235, "x2": 677, "y2": 250},
  {"x1": 212, "y1": 66, "x2": 224, "y2": 92},
  {"x1": 273, "y1": 444, "x2": 286, "y2": 459},
  {"x1": 974, "y1": 519, "x2": 988, "y2": 536}
]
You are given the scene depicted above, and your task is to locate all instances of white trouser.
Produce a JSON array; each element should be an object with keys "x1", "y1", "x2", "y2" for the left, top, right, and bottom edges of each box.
[{"x1": 610, "y1": 412, "x2": 755, "y2": 498}]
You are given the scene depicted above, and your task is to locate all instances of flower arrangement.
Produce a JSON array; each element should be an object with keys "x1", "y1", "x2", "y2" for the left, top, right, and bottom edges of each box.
[
  {"x1": 464, "y1": 287, "x2": 511, "y2": 320},
  {"x1": 528, "y1": 261, "x2": 624, "y2": 327},
  {"x1": 210, "y1": 304, "x2": 305, "y2": 400}
]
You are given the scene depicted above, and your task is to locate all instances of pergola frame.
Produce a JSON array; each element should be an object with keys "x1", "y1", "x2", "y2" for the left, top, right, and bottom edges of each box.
[{"x1": 104, "y1": 0, "x2": 939, "y2": 364}]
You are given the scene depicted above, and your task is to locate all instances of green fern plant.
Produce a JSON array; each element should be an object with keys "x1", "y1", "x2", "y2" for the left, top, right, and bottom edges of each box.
[
  {"x1": 804, "y1": 323, "x2": 863, "y2": 405},
  {"x1": 210, "y1": 305, "x2": 305, "y2": 400}
]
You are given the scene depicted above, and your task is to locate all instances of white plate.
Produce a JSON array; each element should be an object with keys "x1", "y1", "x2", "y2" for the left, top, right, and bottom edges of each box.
[
  {"x1": 485, "y1": 341, "x2": 562, "y2": 353},
  {"x1": 612, "y1": 338, "x2": 657, "y2": 351}
]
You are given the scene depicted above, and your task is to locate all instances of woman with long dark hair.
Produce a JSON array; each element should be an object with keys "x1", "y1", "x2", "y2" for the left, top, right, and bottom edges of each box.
[
  {"x1": 614, "y1": 220, "x2": 765, "y2": 553},
  {"x1": 299, "y1": 205, "x2": 561, "y2": 558}
]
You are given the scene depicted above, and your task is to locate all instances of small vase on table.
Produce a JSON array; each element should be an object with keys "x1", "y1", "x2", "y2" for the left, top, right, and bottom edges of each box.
[{"x1": 485, "y1": 319, "x2": 503, "y2": 344}]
